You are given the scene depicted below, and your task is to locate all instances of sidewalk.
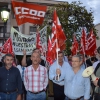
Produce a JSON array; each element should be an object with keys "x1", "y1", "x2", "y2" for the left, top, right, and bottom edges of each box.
[{"x1": 48, "y1": 97, "x2": 54, "y2": 100}]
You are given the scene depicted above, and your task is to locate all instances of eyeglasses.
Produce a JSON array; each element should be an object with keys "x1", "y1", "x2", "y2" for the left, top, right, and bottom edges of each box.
[{"x1": 71, "y1": 61, "x2": 80, "y2": 62}]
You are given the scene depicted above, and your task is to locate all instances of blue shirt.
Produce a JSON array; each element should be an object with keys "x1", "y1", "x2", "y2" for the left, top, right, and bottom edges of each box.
[
  {"x1": 60, "y1": 67, "x2": 90, "y2": 99},
  {"x1": 0, "y1": 66, "x2": 22, "y2": 94},
  {"x1": 49, "y1": 61, "x2": 71, "y2": 86}
]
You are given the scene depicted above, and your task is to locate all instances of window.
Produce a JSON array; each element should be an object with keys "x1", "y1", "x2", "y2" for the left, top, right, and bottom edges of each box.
[
  {"x1": 0, "y1": 26, "x2": 7, "y2": 37},
  {"x1": 29, "y1": 26, "x2": 37, "y2": 34},
  {"x1": 0, "y1": 26, "x2": 4, "y2": 33},
  {"x1": 12, "y1": 12, "x2": 16, "y2": 19}
]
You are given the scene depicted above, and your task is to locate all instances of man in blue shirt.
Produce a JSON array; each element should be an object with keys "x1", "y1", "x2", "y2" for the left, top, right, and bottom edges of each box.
[
  {"x1": 0, "y1": 54, "x2": 22, "y2": 100},
  {"x1": 49, "y1": 51, "x2": 71, "y2": 100},
  {"x1": 57, "y1": 55, "x2": 90, "y2": 100}
]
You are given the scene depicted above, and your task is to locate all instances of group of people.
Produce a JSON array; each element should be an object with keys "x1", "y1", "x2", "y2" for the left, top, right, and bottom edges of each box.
[{"x1": 0, "y1": 47, "x2": 100, "y2": 100}]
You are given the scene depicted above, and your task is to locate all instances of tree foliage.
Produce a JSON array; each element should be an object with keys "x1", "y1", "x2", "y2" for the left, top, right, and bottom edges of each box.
[{"x1": 40, "y1": 1, "x2": 97, "y2": 54}]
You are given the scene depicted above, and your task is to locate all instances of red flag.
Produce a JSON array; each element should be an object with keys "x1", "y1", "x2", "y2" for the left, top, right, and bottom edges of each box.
[
  {"x1": 1, "y1": 38, "x2": 14, "y2": 55},
  {"x1": 12, "y1": 1, "x2": 47, "y2": 26},
  {"x1": 46, "y1": 35, "x2": 54, "y2": 65},
  {"x1": 52, "y1": 10, "x2": 67, "y2": 48},
  {"x1": 36, "y1": 32, "x2": 43, "y2": 52},
  {"x1": 71, "y1": 34, "x2": 79, "y2": 55},
  {"x1": 49, "y1": 10, "x2": 67, "y2": 59},
  {"x1": 80, "y1": 29, "x2": 88, "y2": 54},
  {"x1": 46, "y1": 10, "x2": 67, "y2": 63},
  {"x1": 86, "y1": 29, "x2": 97, "y2": 56}
]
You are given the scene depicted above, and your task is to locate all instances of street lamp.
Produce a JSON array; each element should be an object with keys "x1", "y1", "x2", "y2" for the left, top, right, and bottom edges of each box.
[{"x1": 0, "y1": 7, "x2": 10, "y2": 44}]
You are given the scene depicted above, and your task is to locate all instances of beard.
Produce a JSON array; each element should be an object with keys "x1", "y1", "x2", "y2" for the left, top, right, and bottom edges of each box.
[{"x1": 5, "y1": 63, "x2": 12, "y2": 69}]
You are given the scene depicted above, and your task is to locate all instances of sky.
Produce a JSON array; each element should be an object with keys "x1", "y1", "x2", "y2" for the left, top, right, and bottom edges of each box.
[{"x1": 56, "y1": 0, "x2": 100, "y2": 25}]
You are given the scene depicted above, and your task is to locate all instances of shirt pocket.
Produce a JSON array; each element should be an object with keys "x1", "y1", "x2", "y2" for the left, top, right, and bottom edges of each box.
[{"x1": 40, "y1": 72, "x2": 45, "y2": 82}]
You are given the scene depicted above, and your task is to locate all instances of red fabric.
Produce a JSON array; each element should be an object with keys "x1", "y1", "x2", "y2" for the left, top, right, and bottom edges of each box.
[
  {"x1": 52, "y1": 10, "x2": 67, "y2": 47},
  {"x1": 46, "y1": 10, "x2": 67, "y2": 64},
  {"x1": 46, "y1": 36, "x2": 54, "y2": 65},
  {"x1": 12, "y1": 1, "x2": 47, "y2": 25},
  {"x1": 0, "y1": 38, "x2": 14, "y2": 55},
  {"x1": 36, "y1": 32, "x2": 43, "y2": 52},
  {"x1": 80, "y1": 29, "x2": 87, "y2": 54},
  {"x1": 86, "y1": 29, "x2": 97, "y2": 56},
  {"x1": 71, "y1": 34, "x2": 79, "y2": 55}
]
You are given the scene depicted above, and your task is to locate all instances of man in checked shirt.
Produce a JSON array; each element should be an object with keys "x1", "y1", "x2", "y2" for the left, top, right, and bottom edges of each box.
[{"x1": 24, "y1": 50, "x2": 48, "y2": 100}]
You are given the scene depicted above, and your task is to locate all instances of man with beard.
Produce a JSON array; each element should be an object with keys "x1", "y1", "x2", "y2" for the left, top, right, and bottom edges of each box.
[
  {"x1": 24, "y1": 51, "x2": 48, "y2": 100},
  {"x1": 0, "y1": 54, "x2": 22, "y2": 100}
]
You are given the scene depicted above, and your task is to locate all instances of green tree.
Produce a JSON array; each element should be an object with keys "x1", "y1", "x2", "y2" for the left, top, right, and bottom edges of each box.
[{"x1": 41, "y1": 1, "x2": 97, "y2": 54}]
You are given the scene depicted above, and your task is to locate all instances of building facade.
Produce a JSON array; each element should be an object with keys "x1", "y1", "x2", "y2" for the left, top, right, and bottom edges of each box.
[
  {"x1": 95, "y1": 23, "x2": 100, "y2": 48},
  {"x1": 0, "y1": 0, "x2": 63, "y2": 45}
]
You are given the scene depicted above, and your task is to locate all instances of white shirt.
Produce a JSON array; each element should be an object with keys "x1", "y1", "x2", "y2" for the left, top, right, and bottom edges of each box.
[
  {"x1": 17, "y1": 65, "x2": 26, "y2": 79},
  {"x1": 93, "y1": 61, "x2": 100, "y2": 69}
]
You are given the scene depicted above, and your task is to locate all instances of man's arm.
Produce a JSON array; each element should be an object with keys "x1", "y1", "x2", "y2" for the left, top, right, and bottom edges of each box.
[
  {"x1": 21, "y1": 50, "x2": 27, "y2": 67},
  {"x1": 24, "y1": 68, "x2": 28, "y2": 91},
  {"x1": 43, "y1": 68, "x2": 48, "y2": 90},
  {"x1": 84, "y1": 77, "x2": 91, "y2": 100},
  {"x1": 93, "y1": 78, "x2": 100, "y2": 87},
  {"x1": 16, "y1": 69, "x2": 23, "y2": 100}
]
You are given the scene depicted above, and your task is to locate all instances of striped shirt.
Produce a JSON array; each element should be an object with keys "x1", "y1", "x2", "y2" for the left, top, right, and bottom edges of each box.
[{"x1": 24, "y1": 65, "x2": 48, "y2": 92}]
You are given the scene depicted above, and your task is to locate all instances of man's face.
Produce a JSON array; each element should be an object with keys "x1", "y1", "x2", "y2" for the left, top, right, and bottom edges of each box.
[
  {"x1": 4, "y1": 56, "x2": 14, "y2": 69},
  {"x1": 58, "y1": 53, "x2": 64, "y2": 63},
  {"x1": 72, "y1": 57, "x2": 81, "y2": 68},
  {"x1": 31, "y1": 52, "x2": 41, "y2": 65}
]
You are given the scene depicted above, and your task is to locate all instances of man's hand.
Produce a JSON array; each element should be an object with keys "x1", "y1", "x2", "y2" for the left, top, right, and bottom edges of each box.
[
  {"x1": 93, "y1": 79, "x2": 99, "y2": 86},
  {"x1": 23, "y1": 49, "x2": 26, "y2": 55},
  {"x1": 16, "y1": 94, "x2": 21, "y2": 100},
  {"x1": 56, "y1": 68, "x2": 61, "y2": 76}
]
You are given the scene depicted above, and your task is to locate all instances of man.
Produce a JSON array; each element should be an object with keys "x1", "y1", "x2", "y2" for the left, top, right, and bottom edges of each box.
[
  {"x1": 93, "y1": 78, "x2": 100, "y2": 100},
  {"x1": 91, "y1": 47, "x2": 100, "y2": 100},
  {"x1": 21, "y1": 48, "x2": 45, "y2": 67},
  {"x1": 93, "y1": 46, "x2": 100, "y2": 69},
  {"x1": 0, "y1": 54, "x2": 22, "y2": 100},
  {"x1": 57, "y1": 55, "x2": 90, "y2": 100},
  {"x1": 17, "y1": 64, "x2": 26, "y2": 100},
  {"x1": 49, "y1": 51, "x2": 71, "y2": 100},
  {"x1": 24, "y1": 51, "x2": 48, "y2": 100}
]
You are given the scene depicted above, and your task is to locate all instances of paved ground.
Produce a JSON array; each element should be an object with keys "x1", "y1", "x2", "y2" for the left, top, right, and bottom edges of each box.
[{"x1": 48, "y1": 97, "x2": 54, "y2": 100}]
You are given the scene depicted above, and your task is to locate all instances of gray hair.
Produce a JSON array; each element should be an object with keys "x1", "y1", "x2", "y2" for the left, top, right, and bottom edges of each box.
[
  {"x1": 4, "y1": 53, "x2": 13, "y2": 59},
  {"x1": 72, "y1": 55, "x2": 82, "y2": 61}
]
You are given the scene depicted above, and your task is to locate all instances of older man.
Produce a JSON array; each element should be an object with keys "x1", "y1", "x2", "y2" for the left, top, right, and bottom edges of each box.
[
  {"x1": 21, "y1": 48, "x2": 45, "y2": 67},
  {"x1": 24, "y1": 51, "x2": 48, "y2": 100},
  {"x1": 0, "y1": 54, "x2": 22, "y2": 100},
  {"x1": 57, "y1": 55, "x2": 90, "y2": 100}
]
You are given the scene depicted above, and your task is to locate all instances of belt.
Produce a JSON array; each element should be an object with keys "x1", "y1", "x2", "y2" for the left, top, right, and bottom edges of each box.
[
  {"x1": 95, "y1": 92, "x2": 100, "y2": 95},
  {"x1": 53, "y1": 83, "x2": 64, "y2": 87},
  {"x1": 69, "y1": 96, "x2": 84, "y2": 100},
  {"x1": 29, "y1": 89, "x2": 45, "y2": 94},
  {"x1": 0, "y1": 89, "x2": 17, "y2": 94}
]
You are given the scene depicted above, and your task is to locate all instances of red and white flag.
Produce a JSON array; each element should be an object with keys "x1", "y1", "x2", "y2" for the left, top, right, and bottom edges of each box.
[
  {"x1": 0, "y1": 38, "x2": 14, "y2": 55},
  {"x1": 36, "y1": 32, "x2": 43, "y2": 52},
  {"x1": 71, "y1": 34, "x2": 79, "y2": 55},
  {"x1": 12, "y1": 1, "x2": 47, "y2": 26},
  {"x1": 52, "y1": 9, "x2": 67, "y2": 48},
  {"x1": 80, "y1": 29, "x2": 88, "y2": 54},
  {"x1": 86, "y1": 29, "x2": 97, "y2": 56},
  {"x1": 46, "y1": 35, "x2": 54, "y2": 65},
  {"x1": 46, "y1": 10, "x2": 67, "y2": 64}
]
